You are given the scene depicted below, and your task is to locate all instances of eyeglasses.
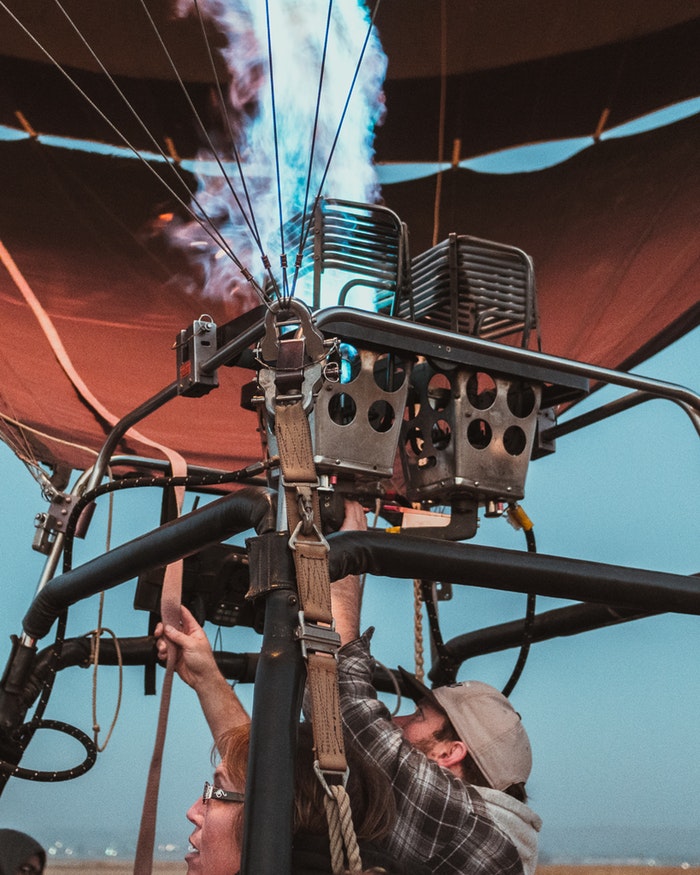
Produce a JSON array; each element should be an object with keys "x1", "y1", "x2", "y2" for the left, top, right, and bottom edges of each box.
[{"x1": 202, "y1": 780, "x2": 245, "y2": 805}]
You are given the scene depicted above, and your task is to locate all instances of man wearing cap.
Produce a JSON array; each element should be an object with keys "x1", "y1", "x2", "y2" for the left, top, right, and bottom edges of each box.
[{"x1": 332, "y1": 501, "x2": 542, "y2": 875}]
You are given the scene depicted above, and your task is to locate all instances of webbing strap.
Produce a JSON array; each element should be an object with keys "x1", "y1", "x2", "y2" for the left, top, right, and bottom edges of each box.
[
  {"x1": 275, "y1": 395, "x2": 317, "y2": 484},
  {"x1": 292, "y1": 538, "x2": 334, "y2": 623},
  {"x1": 276, "y1": 403, "x2": 341, "y2": 772},
  {"x1": 0, "y1": 237, "x2": 186, "y2": 475},
  {"x1": 267, "y1": 302, "x2": 360, "y2": 871},
  {"x1": 133, "y1": 488, "x2": 184, "y2": 875},
  {"x1": 305, "y1": 652, "x2": 346, "y2": 774}
]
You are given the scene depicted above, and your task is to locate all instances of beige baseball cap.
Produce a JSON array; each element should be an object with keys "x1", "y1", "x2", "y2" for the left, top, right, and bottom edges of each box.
[{"x1": 398, "y1": 668, "x2": 532, "y2": 791}]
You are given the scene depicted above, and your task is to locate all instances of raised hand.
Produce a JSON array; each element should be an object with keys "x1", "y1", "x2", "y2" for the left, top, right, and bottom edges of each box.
[{"x1": 154, "y1": 604, "x2": 217, "y2": 690}]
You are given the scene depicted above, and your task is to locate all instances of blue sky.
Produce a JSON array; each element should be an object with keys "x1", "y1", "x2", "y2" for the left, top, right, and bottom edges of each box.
[{"x1": 0, "y1": 324, "x2": 697, "y2": 864}]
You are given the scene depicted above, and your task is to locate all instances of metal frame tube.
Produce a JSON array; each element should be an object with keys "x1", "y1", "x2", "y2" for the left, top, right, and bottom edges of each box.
[
  {"x1": 86, "y1": 382, "x2": 180, "y2": 493},
  {"x1": 543, "y1": 389, "x2": 700, "y2": 439},
  {"x1": 22, "y1": 488, "x2": 276, "y2": 640},
  {"x1": 241, "y1": 588, "x2": 305, "y2": 875},
  {"x1": 430, "y1": 602, "x2": 662, "y2": 684},
  {"x1": 315, "y1": 306, "x2": 700, "y2": 411},
  {"x1": 326, "y1": 530, "x2": 700, "y2": 615}
]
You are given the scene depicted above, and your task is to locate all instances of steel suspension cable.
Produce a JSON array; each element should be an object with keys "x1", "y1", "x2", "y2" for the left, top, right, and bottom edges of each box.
[
  {"x1": 0, "y1": 1, "x2": 269, "y2": 306},
  {"x1": 51, "y1": 0, "x2": 269, "y2": 304},
  {"x1": 140, "y1": 0, "x2": 280, "y2": 300},
  {"x1": 431, "y1": 0, "x2": 448, "y2": 248},
  {"x1": 292, "y1": 0, "x2": 335, "y2": 288},
  {"x1": 263, "y1": 0, "x2": 291, "y2": 299},
  {"x1": 290, "y1": 0, "x2": 383, "y2": 299}
]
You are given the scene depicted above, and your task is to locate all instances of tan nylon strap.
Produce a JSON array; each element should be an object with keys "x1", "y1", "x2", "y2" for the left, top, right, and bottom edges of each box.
[
  {"x1": 291, "y1": 540, "x2": 333, "y2": 623},
  {"x1": 274, "y1": 401, "x2": 347, "y2": 776},
  {"x1": 306, "y1": 653, "x2": 346, "y2": 773},
  {"x1": 267, "y1": 307, "x2": 360, "y2": 869},
  {"x1": 277, "y1": 404, "x2": 332, "y2": 622},
  {"x1": 0, "y1": 237, "x2": 187, "y2": 477},
  {"x1": 276, "y1": 401, "x2": 317, "y2": 484},
  {"x1": 134, "y1": 484, "x2": 185, "y2": 875}
]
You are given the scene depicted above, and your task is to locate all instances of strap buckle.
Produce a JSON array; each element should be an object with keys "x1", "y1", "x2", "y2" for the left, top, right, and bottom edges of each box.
[{"x1": 295, "y1": 612, "x2": 340, "y2": 659}]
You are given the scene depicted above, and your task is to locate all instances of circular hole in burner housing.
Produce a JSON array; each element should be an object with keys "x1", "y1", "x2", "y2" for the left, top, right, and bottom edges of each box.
[
  {"x1": 427, "y1": 372, "x2": 451, "y2": 411},
  {"x1": 328, "y1": 392, "x2": 356, "y2": 425},
  {"x1": 467, "y1": 372, "x2": 497, "y2": 410},
  {"x1": 405, "y1": 425, "x2": 424, "y2": 456},
  {"x1": 374, "y1": 353, "x2": 408, "y2": 392},
  {"x1": 431, "y1": 418, "x2": 451, "y2": 450},
  {"x1": 503, "y1": 425, "x2": 527, "y2": 456},
  {"x1": 467, "y1": 418, "x2": 492, "y2": 449},
  {"x1": 506, "y1": 381, "x2": 537, "y2": 418},
  {"x1": 368, "y1": 400, "x2": 395, "y2": 433}
]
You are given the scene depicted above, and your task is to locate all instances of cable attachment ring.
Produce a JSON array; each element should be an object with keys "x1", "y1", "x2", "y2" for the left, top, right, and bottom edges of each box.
[{"x1": 313, "y1": 760, "x2": 349, "y2": 798}]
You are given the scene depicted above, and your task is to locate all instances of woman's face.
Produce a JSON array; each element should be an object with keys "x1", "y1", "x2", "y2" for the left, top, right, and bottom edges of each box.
[{"x1": 186, "y1": 762, "x2": 244, "y2": 875}]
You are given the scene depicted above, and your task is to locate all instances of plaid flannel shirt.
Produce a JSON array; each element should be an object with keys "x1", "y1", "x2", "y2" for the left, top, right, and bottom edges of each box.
[{"x1": 337, "y1": 630, "x2": 525, "y2": 875}]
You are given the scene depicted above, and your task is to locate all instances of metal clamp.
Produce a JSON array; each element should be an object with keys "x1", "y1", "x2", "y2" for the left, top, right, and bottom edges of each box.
[
  {"x1": 175, "y1": 315, "x2": 219, "y2": 397},
  {"x1": 258, "y1": 360, "x2": 324, "y2": 418},
  {"x1": 260, "y1": 298, "x2": 327, "y2": 364},
  {"x1": 295, "y1": 612, "x2": 340, "y2": 659},
  {"x1": 32, "y1": 492, "x2": 82, "y2": 554}
]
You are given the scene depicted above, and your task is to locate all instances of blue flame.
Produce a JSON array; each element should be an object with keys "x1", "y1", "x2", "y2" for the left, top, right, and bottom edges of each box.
[{"x1": 166, "y1": 0, "x2": 387, "y2": 310}]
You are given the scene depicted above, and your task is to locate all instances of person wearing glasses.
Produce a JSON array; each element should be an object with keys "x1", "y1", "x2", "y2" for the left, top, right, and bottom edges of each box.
[
  {"x1": 156, "y1": 503, "x2": 539, "y2": 874},
  {"x1": 0, "y1": 829, "x2": 45, "y2": 875},
  {"x1": 185, "y1": 720, "x2": 418, "y2": 875}
]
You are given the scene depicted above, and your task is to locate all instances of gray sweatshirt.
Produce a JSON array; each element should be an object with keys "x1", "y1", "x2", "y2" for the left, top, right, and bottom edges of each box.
[{"x1": 478, "y1": 787, "x2": 542, "y2": 875}]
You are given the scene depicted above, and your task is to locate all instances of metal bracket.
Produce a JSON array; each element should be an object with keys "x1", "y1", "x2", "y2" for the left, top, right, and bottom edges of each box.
[
  {"x1": 533, "y1": 407, "x2": 557, "y2": 458},
  {"x1": 256, "y1": 300, "x2": 332, "y2": 413},
  {"x1": 32, "y1": 493, "x2": 80, "y2": 554},
  {"x1": 260, "y1": 298, "x2": 327, "y2": 364},
  {"x1": 434, "y1": 581, "x2": 453, "y2": 602},
  {"x1": 295, "y1": 612, "x2": 340, "y2": 659},
  {"x1": 258, "y1": 360, "x2": 324, "y2": 418},
  {"x1": 176, "y1": 315, "x2": 220, "y2": 397}
]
